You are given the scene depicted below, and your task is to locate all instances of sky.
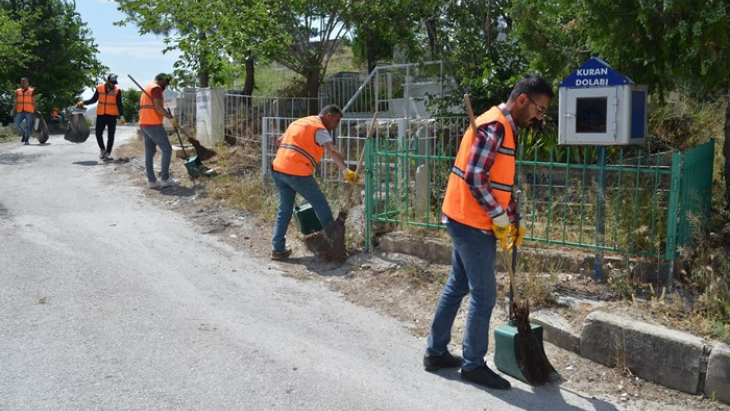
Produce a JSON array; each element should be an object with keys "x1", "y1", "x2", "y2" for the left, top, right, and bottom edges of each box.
[{"x1": 75, "y1": 0, "x2": 180, "y2": 99}]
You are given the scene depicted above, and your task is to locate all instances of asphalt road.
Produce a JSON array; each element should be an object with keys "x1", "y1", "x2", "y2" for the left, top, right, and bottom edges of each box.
[{"x1": 0, "y1": 128, "x2": 629, "y2": 411}]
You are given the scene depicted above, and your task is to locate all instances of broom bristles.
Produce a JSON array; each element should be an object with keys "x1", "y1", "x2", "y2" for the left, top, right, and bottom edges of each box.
[
  {"x1": 512, "y1": 299, "x2": 553, "y2": 385},
  {"x1": 303, "y1": 209, "x2": 349, "y2": 263}
]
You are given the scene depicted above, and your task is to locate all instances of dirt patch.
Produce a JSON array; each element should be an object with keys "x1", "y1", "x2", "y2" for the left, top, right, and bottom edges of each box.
[{"x1": 110, "y1": 139, "x2": 728, "y2": 411}]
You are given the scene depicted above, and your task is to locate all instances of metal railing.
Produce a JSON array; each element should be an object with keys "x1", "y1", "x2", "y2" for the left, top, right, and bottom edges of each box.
[
  {"x1": 227, "y1": 95, "x2": 322, "y2": 144},
  {"x1": 364, "y1": 135, "x2": 715, "y2": 280},
  {"x1": 341, "y1": 61, "x2": 456, "y2": 119},
  {"x1": 261, "y1": 116, "x2": 469, "y2": 180}
]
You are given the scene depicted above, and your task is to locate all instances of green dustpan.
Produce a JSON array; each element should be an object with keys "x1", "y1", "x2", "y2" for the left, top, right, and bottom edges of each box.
[
  {"x1": 183, "y1": 155, "x2": 202, "y2": 178},
  {"x1": 493, "y1": 320, "x2": 561, "y2": 384},
  {"x1": 493, "y1": 190, "x2": 560, "y2": 385}
]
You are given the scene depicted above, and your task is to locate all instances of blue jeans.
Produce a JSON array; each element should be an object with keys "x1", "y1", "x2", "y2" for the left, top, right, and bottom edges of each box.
[
  {"x1": 14, "y1": 112, "x2": 34, "y2": 141},
  {"x1": 426, "y1": 218, "x2": 498, "y2": 371},
  {"x1": 141, "y1": 125, "x2": 172, "y2": 182},
  {"x1": 272, "y1": 170, "x2": 333, "y2": 252}
]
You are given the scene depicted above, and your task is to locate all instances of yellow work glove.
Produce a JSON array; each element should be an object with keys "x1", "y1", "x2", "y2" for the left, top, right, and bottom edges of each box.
[
  {"x1": 492, "y1": 213, "x2": 510, "y2": 248},
  {"x1": 342, "y1": 169, "x2": 357, "y2": 185},
  {"x1": 119, "y1": 116, "x2": 126, "y2": 125},
  {"x1": 171, "y1": 119, "x2": 179, "y2": 129},
  {"x1": 76, "y1": 101, "x2": 84, "y2": 108},
  {"x1": 509, "y1": 219, "x2": 526, "y2": 249}
]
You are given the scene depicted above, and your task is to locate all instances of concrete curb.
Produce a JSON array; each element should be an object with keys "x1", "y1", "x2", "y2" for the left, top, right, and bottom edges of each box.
[
  {"x1": 531, "y1": 310, "x2": 581, "y2": 354},
  {"x1": 580, "y1": 311, "x2": 706, "y2": 394},
  {"x1": 706, "y1": 342, "x2": 730, "y2": 404}
]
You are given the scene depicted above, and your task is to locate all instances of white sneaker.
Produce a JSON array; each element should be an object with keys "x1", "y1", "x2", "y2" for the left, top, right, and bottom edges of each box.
[
  {"x1": 159, "y1": 178, "x2": 180, "y2": 188},
  {"x1": 148, "y1": 180, "x2": 162, "y2": 189},
  {"x1": 100, "y1": 149, "x2": 106, "y2": 159}
]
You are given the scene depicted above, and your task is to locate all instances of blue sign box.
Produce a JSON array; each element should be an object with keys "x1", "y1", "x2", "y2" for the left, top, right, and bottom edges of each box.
[{"x1": 559, "y1": 57, "x2": 633, "y2": 88}]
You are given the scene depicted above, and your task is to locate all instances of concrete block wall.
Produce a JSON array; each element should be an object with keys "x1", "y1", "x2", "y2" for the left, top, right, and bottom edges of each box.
[{"x1": 581, "y1": 312, "x2": 705, "y2": 394}]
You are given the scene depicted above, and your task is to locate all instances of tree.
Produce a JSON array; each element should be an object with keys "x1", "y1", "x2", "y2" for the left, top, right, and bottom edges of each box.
[
  {"x1": 121, "y1": 88, "x2": 142, "y2": 123},
  {"x1": 273, "y1": 0, "x2": 350, "y2": 113},
  {"x1": 0, "y1": 8, "x2": 33, "y2": 80},
  {"x1": 510, "y1": 0, "x2": 730, "y2": 208},
  {"x1": 419, "y1": 0, "x2": 529, "y2": 113},
  {"x1": 346, "y1": 0, "x2": 423, "y2": 73},
  {"x1": 116, "y1": 0, "x2": 288, "y2": 92},
  {"x1": 0, "y1": 0, "x2": 105, "y2": 118},
  {"x1": 0, "y1": 8, "x2": 32, "y2": 125}
]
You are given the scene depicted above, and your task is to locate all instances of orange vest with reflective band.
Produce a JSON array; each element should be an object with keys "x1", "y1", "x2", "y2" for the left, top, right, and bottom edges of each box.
[
  {"x1": 139, "y1": 84, "x2": 164, "y2": 126},
  {"x1": 442, "y1": 106, "x2": 516, "y2": 230},
  {"x1": 96, "y1": 84, "x2": 119, "y2": 116},
  {"x1": 272, "y1": 116, "x2": 327, "y2": 177},
  {"x1": 16, "y1": 88, "x2": 34, "y2": 113}
]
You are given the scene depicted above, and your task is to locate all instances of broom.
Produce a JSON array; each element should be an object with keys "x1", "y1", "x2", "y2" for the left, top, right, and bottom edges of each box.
[
  {"x1": 304, "y1": 112, "x2": 378, "y2": 263},
  {"x1": 463, "y1": 94, "x2": 552, "y2": 385}
]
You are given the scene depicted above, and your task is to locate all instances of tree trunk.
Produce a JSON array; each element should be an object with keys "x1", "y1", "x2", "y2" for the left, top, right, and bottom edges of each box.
[
  {"x1": 243, "y1": 50, "x2": 255, "y2": 96},
  {"x1": 722, "y1": 85, "x2": 730, "y2": 211},
  {"x1": 198, "y1": 30, "x2": 209, "y2": 88},
  {"x1": 199, "y1": 69, "x2": 210, "y2": 88},
  {"x1": 425, "y1": 19, "x2": 439, "y2": 59},
  {"x1": 366, "y1": 26, "x2": 377, "y2": 74},
  {"x1": 305, "y1": 67, "x2": 320, "y2": 115}
]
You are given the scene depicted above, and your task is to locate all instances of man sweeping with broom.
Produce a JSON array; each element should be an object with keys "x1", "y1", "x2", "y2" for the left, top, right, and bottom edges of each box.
[
  {"x1": 270, "y1": 105, "x2": 357, "y2": 260},
  {"x1": 423, "y1": 75, "x2": 553, "y2": 390}
]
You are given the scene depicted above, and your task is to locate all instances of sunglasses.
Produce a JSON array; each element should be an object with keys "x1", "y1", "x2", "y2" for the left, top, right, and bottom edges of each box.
[{"x1": 526, "y1": 95, "x2": 548, "y2": 116}]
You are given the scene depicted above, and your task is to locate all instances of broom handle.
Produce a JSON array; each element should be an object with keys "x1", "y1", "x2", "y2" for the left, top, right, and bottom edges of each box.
[
  {"x1": 465, "y1": 94, "x2": 521, "y2": 308},
  {"x1": 509, "y1": 192, "x2": 522, "y2": 320},
  {"x1": 128, "y1": 74, "x2": 191, "y2": 160},
  {"x1": 354, "y1": 111, "x2": 378, "y2": 178}
]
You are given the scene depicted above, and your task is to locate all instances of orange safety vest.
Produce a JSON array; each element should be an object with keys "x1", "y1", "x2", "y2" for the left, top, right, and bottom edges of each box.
[
  {"x1": 442, "y1": 106, "x2": 516, "y2": 230},
  {"x1": 96, "y1": 84, "x2": 119, "y2": 116},
  {"x1": 272, "y1": 116, "x2": 327, "y2": 176},
  {"x1": 139, "y1": 84, "x2": 164, "y2": 126},
  {"x1": 15, "y1": 88, "x2": 35, "y2": 113}
]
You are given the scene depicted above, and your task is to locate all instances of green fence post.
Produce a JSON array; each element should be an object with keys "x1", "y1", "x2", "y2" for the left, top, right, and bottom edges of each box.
[{"x1": 665, "y1": 151, "x2": 682, "y2": 289}]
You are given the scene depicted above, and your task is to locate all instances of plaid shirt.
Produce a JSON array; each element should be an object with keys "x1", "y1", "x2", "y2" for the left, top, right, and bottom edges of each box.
[{"x1": 444, "y1": 103, "x2": 519, "y2": 227}]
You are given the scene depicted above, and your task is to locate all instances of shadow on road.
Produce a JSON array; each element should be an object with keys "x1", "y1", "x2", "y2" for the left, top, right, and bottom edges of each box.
[
  {"x1": 73, "y1": 161, "x2": 100, "y2": 167},
  {"x1": 0, "y1": 152, "x2": 43, "y2": 165},
  {"x1": 429, "y1": 369, "x2": 620, "y2": 411},
  {"x1": 158, "y1": 184, "x2": 198, "y2": 198}
]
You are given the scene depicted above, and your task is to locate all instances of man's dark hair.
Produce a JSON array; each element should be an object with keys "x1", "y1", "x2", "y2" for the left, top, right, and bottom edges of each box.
[
  {"x1": 509, "y1": 74, "x2": 554, "y2": 102},
  {"x1": 319, "y1": 104, "x2": 342, "y2": 117},
  {"x1": 155, "y1": 73, "x2": 171, "y2": 82}
]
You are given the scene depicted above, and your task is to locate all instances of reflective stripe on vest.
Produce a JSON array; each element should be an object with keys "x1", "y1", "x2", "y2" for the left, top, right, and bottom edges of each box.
[
  {"x1": 96, "y1": 84, "x2": 119, "y2": 116},
  {"x1": 272, "y1": 116, "x2": 327, "y2": 177},
  {"x1": 16, "y1": 88, "x2": 34, "y2": 113},
  {"x1": 441, "y1": 106, "x2": 516, "y2": 230},
  {"x1": 139, "y1": 84, "x2": 164, "y2": 126}
]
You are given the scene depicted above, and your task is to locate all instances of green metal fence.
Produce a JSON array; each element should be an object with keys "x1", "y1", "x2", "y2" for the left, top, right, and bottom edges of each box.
[{"x1": 364, "y1": 133, "x2": 715, "y2": 277}]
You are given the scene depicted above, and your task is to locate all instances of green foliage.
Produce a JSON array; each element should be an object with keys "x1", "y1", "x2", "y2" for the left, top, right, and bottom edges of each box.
[
  {"x1": 0, "y1": 0, "x2": 106, "y2": 116},
  {"x1": 346, "y1": 0, "x2": 424, "y2": 70},
  {"x1": 421, "y1": 0, "x2": 533, "y2": 115},
  {"x1": 122, "y1": 88, "x2": 142, "y2": 123},
  {"x1": 0, "y1": 8, "x2": 34, "y2": 79},
  {"x1": 116, "y1": 0, "x2": 288, "y2": 88},
  {"x1": 510, "y1": 0, "x2": 730, "y2": 97}
]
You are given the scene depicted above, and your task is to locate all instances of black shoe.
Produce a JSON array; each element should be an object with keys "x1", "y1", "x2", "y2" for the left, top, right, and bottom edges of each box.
[
  {"x1": 424, "y1": 350, "x2": 463, "y2": 372},
  {"x1": 461, "y1": 365, "x2": 511, "y2": 390},
  {"x1": 270, "y1": 248, "x2": 292, "y2": 260}
]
